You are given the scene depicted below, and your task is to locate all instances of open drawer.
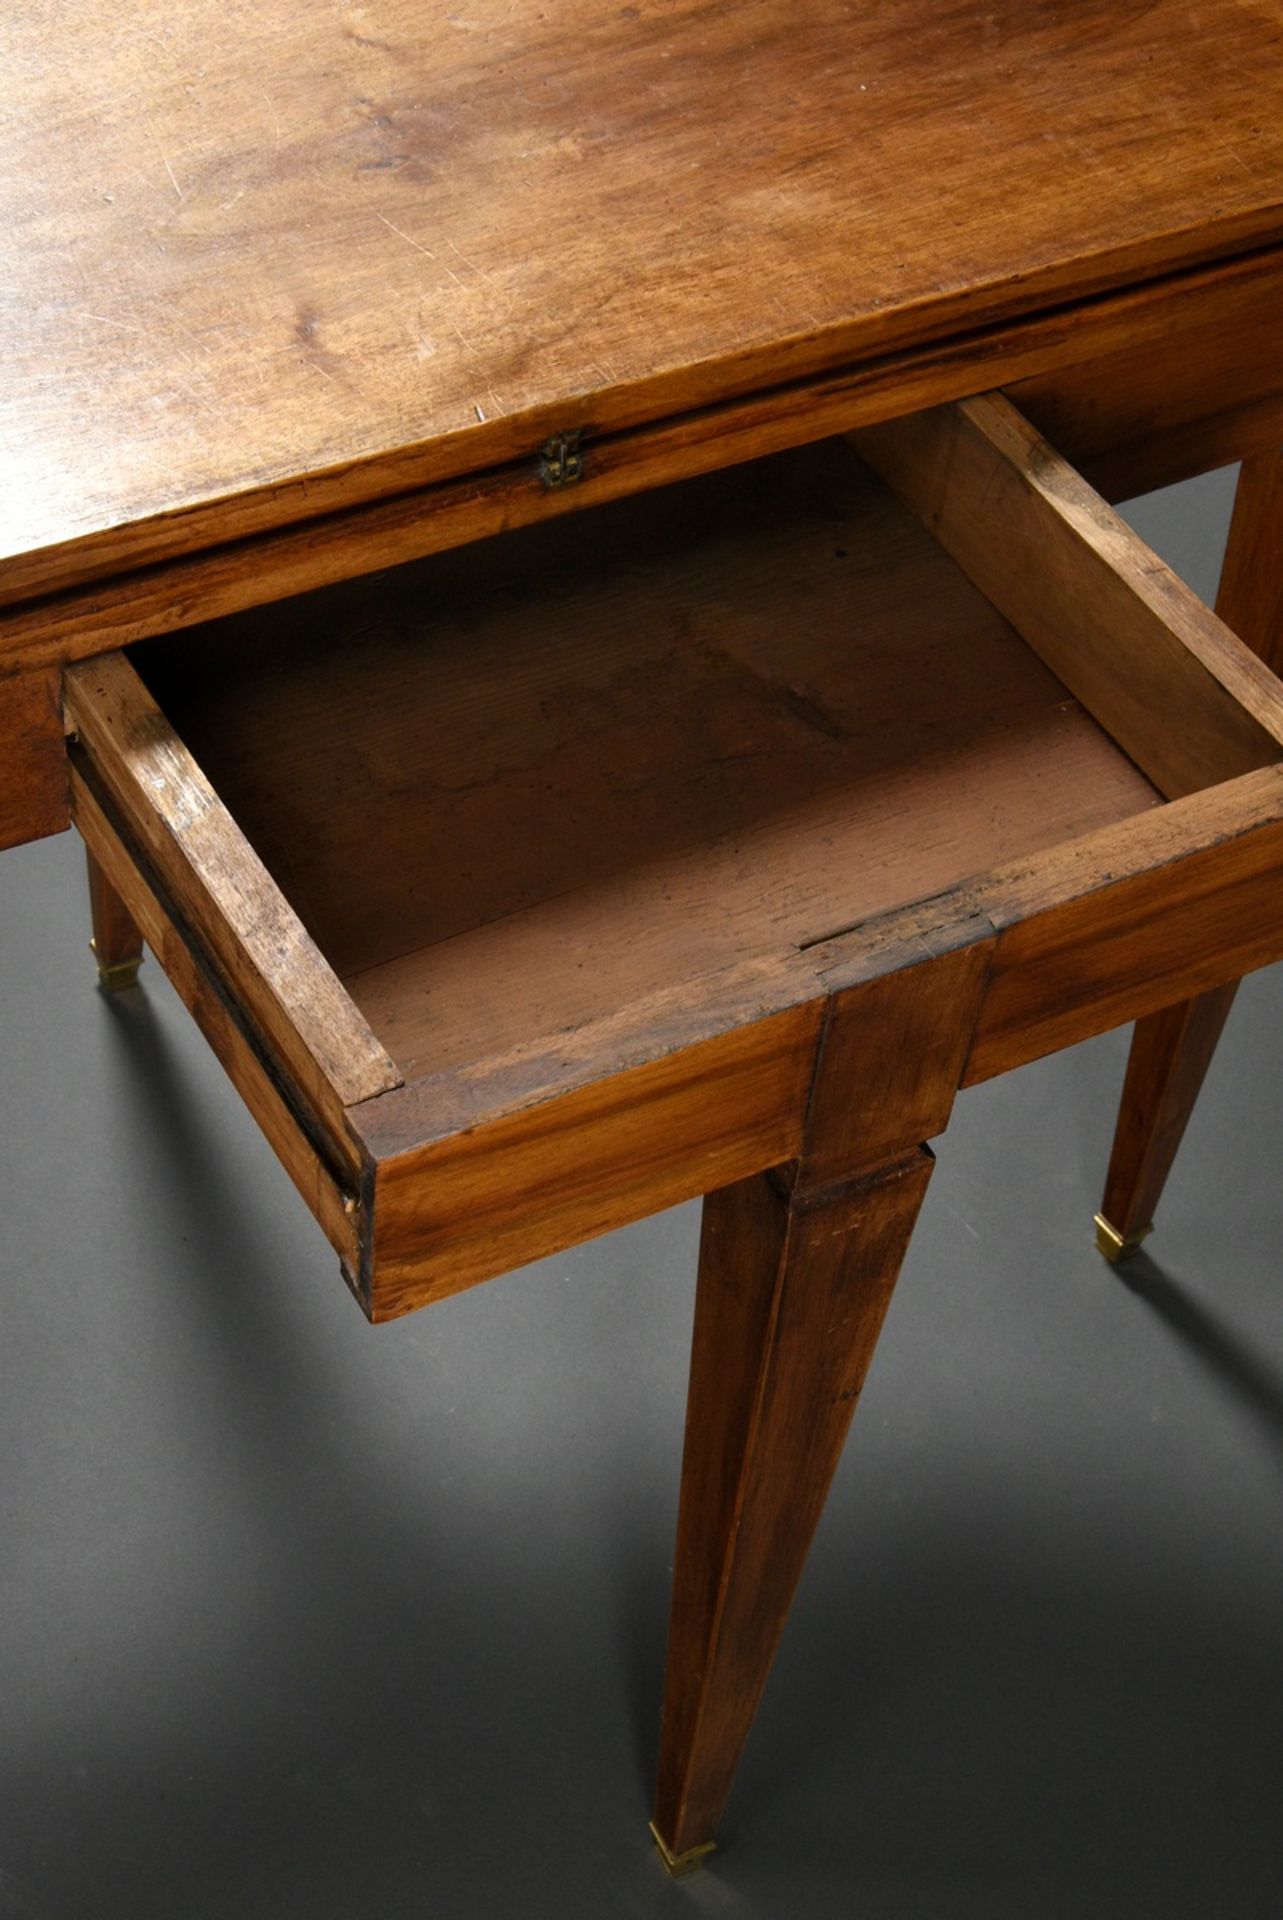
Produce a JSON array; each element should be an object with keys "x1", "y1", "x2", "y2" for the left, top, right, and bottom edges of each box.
[{"x1": 62, "y1": 395, "x2": 1283, "y2": 1322}]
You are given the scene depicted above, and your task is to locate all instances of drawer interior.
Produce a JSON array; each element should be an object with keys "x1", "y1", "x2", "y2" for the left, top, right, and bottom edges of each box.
[{"x1": 132, "y1": 436, "x2": 1162, "y2": 1085}]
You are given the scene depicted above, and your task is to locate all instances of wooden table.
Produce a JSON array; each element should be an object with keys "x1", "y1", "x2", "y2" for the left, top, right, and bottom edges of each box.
[{"x1": 3, "y1": 0, "x2": 1282, "y2": 1872}]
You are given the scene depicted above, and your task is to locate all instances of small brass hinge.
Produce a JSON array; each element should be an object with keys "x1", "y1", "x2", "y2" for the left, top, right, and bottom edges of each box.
[{"x1": 538, "y1": 429, "x2": 584, "y2": 490}]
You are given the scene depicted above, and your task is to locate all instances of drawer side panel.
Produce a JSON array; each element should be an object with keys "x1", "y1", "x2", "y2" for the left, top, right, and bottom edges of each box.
[{"x1": 70, "y1": 762, "x2": 363, "y2": 1276}]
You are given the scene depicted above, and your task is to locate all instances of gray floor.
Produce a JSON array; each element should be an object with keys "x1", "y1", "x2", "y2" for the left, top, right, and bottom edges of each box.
[{"x1": 3, "y1": 468, "x2": 1281, "y2": 1919}]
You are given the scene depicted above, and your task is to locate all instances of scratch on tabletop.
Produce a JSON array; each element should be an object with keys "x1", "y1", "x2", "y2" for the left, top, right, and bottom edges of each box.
[
  {"x1": 448, "y1": 325, "x2": 505, "y2": 415},
  {"x1": 262, "y1": 90, "x2": 282, "y2": 151},
  {"x1": 167, "y1": 371, "x2": 218, "y2": 418},
  {"x1": 445, "y1": 236, "x2": 492, "y2": 282},
  {"x1": 450, "y1": 322, "x2": 474, "y2": 354},
  {"x1": 145, "y1": 119, "x2": 184, "y2": 201},
  {"x1": 376, "y1": 211, "x2": 438, "y2": 259}
]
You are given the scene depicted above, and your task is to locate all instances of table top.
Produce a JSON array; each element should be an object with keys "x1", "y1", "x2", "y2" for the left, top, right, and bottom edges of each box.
[{"x1": 4, "y1": 0, "x2": 1282, "y2": 604}]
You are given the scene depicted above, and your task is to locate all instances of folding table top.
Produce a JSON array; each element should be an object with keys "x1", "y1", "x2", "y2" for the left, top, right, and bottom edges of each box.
[{"x1": 4, "y1": 0, "x2": 1282, "y2": 599}]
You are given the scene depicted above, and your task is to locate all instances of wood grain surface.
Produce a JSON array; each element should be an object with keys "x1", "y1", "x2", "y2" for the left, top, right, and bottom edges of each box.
[
  {"x1": 349, "y1": 980, "x2": 824, "y2": 1320},
  {"x1": 790, "y1": 762, "x2": 1283, "y2": 1094},
  {"x1": 801, "y1": 925, "x2": 993, "y2": 1187},
  {"x1": 4, "y1": 0, "x2": 1282, "y2": 601},
  {"x1": 965, "y1": 766, "x2": 1283, "y2": 1081},
  {"x1": 3, "y1": 246, "x2": 1283, "y2": 683}
]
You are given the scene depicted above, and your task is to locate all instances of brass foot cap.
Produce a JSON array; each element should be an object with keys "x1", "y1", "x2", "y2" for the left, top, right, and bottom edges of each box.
[
  {"x1": 1094, "y1": 1212, "x2": 1151, "y2": 1265},
  {"x1": 90, "y1": 939, "x2": 142, "y2": 993},
  {"x1": 649, "y1": 1822, "x2": 716, "y2": 1877}
]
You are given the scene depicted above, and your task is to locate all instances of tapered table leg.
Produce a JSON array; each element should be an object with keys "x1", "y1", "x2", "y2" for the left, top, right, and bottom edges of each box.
[
  {"x1": 1218, "y1": 446, "x2": 1283, "y2": 679},
  {"x1": 1096, "y1": 981, "x2": 1239, "y2": 1260},
  {"x1": 1097, "y1": 447, "x2": 1283, "y2": 1259},
  {"x1": 651, "y1": 1151, "x2": 934, "y2": 1868},
  {"x1": 85, "y1": 846, "x2": 144, "y2": 990},
  {"x1": 650, "y1": 923, "x2": 991, "y2": 1868}
]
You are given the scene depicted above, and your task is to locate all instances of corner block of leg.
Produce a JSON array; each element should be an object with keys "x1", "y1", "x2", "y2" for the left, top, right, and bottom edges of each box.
[
  {"x1": 1093, "y1": 1211, "x2": 1151, "y2": 1265},
  {"x1": 90, "y1": 937, "x2": 143, "y2": 992},
  {"x1": 648, "y1": 1822, "x2": 717, "y2": 1877}
]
